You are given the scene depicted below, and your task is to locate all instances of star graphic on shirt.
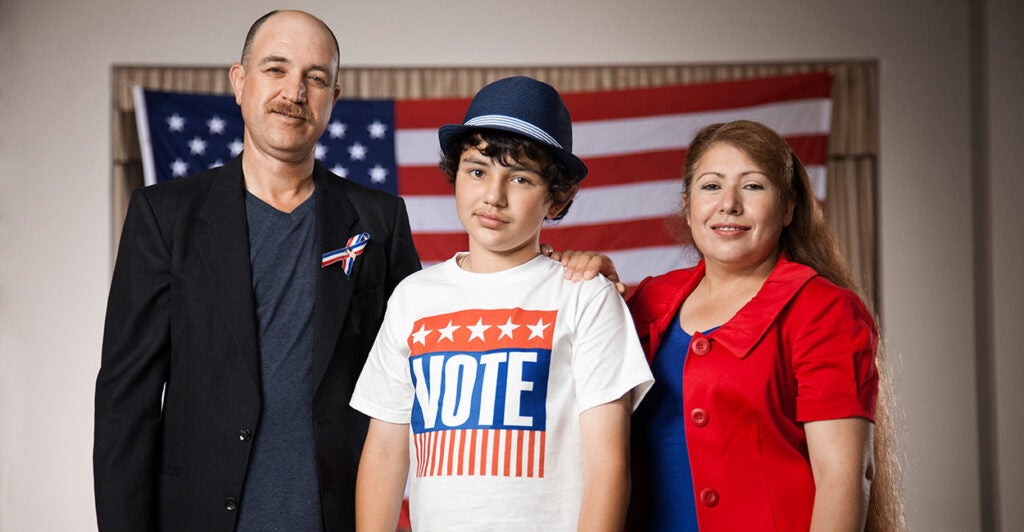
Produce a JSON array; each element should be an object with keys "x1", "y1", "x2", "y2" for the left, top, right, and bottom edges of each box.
[
  {"x1": 328, "y1": 120, "x2": 347, "y2": 139},
  {"x1": 228, "y1": 138, "x2": 244, "y2": 157},
  {"x1": 527, "y1": 318, "x2": 551, "y2": 340},
  {"x1": 466, "y1": 318, "x2": 491, "y2": 342},
  {"x1": 170, "y1": 158, "x2": 189, "y2": 177},
  {"x1": 367, "y1": 120, "x2": 388, "y2": 139},
  {"x1": 348, "y1": 142, "x2": 367, "y2": 161},
  {"x1": 188, "y1": 136, "x2": 207, "y2": 156},
  {"x1": 497, "y1": 317, "x2": 520, "y2": 340},
  {"x1": 437, "y1": 321, "x2": 460, "y2": 343},
  {"x1": 369, "y1": 164, "x2": 388, "y2": 184},
  {"x1": 166, "y1": 113, "x2": 185, "y2": 132},
  {"x1": 332, "y1": 164, "x2": 349, "y2": 178},
  {"x1": 209, "y1": 159, "x2": 224, "y2": 169},
  {"x1": 410, "y1": 324, "x2": 432, "y2": 345},
  {"x1": 207, "y1": 115, "x2": 226, "y2": 135}
]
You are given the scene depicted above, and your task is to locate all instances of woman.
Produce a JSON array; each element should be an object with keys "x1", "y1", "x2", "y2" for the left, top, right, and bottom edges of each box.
[{"x1": 624, "y1": 120, "x2": 903, "y2": 531}]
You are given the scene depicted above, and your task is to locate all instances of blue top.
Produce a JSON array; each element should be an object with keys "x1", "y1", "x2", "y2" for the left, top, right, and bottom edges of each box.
[
  {"x1": 634, "y1": 311, "x2": 702, "y2": 531},
  {"x1": 237, "y1": 192, "x2": 323, "y2": 531}
]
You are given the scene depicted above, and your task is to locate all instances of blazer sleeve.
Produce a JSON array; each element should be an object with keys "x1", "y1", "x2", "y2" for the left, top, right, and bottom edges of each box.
[
  {"x1": 383, "y1": 196, "x2": 421, "y2": 299},
  {"x1": 93, "y1": 188, "x2": 170, "y2": 532}
]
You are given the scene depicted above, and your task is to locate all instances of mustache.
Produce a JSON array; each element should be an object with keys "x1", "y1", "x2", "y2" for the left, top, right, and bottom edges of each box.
[{"x1": 267, "y1": 101, "x2": 311, "y2": 121}]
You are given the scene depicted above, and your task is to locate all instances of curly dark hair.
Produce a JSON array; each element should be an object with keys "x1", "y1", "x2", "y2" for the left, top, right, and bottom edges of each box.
[{"x1": 439, "y1": 129, "x2": 577, "y2": 220}]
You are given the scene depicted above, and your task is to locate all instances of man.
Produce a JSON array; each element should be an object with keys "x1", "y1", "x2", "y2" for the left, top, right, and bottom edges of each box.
[{"x1": 93, "y1": 10, "x2": 421, "y2": 531}]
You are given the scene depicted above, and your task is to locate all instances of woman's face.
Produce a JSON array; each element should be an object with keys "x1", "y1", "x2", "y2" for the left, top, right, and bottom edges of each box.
[{"x1": 685, "y1": 142, "x2": 794, "y2": 273}]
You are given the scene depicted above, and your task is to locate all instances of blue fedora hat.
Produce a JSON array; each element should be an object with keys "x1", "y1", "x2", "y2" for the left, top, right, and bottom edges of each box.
[{"x1": 438, "y1": 76, "x2": 588, "y2": 181}]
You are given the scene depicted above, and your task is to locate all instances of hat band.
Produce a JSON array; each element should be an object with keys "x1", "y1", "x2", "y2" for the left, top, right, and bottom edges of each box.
[{"x1": 463, "y1": 115, "x2": 563, "y2": 149}]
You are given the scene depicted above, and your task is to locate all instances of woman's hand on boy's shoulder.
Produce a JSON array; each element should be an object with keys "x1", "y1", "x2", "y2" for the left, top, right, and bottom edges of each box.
[{"x1": 540, "y1": 244, "x2": 625, "y2": 295}]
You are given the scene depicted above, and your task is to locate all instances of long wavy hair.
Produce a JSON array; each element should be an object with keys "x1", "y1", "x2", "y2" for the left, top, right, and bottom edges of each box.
[{"x1": 682, "y1": 120, "x2": 905, "y2": 531}]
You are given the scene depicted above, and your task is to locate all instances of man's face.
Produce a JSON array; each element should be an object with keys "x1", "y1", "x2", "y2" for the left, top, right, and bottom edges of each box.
[{"x1": 229, "y1": 11, "x2": 340, "y2": 165}]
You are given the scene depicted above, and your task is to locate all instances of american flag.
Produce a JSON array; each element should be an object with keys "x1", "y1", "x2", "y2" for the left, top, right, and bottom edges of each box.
[{"x1": 134, "y1": 73, "x2": 831, "y2": 286}]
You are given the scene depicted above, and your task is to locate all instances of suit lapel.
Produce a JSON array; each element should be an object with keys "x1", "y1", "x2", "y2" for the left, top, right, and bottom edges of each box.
[
  {"x1": 195, "y1": 159, "x2": 262, "y2": 394},
  {"x1": 312, "y1": 166, "x2": 359, "y2": 392}
]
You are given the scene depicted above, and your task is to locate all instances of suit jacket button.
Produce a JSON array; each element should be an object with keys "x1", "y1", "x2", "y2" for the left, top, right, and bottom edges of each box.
[
  {"x1": 224, "y1": 497, "x2": 238, "y2": 511},
  {"x1": 239, "y1": 429, "x2": 253, "y2": 442},
  {"x1": 700, "y1": 488, "x2": 719, "y2": 507},
  {"x1": 690, "y1": 408, "x2": 709, "y2": 427}
]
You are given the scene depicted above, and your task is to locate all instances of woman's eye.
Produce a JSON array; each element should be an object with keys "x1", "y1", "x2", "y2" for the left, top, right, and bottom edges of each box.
[{"x1": 701, "y1": 183, "x2": 720, "y2": 191}]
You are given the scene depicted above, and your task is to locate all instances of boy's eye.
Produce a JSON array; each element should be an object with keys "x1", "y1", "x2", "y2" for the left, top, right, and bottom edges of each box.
[{"x1": 511, "y1": 175, "x2": 533, "y2": 185}]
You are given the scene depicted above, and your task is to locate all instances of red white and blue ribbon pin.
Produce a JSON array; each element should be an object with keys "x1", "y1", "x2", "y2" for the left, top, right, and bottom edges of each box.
[{"x1": 322, "y1": 232, "x2": 370, "y2": 278}]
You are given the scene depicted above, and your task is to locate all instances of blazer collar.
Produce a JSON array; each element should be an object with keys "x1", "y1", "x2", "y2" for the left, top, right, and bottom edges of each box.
[
  {"x1": 311, "y1": 163, "x2": 360, "y2": 392},
  {"x1": 711, "y1": 255, "x2": 818, "y2": 359},
  {"x1": 194, "y1": 157, "x2": 262, "y2": 392}
]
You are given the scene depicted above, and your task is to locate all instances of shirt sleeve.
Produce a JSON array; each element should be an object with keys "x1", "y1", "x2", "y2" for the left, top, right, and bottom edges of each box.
[
  {"x1": 350, "y1": 287, "x2": 415, "y2": 424},
  {"x1": 571, "y1": 280, "x2": 655, "y2": 414},
  {"x1": 791, "y1": 283, "x2": 879, "y2": 423}
]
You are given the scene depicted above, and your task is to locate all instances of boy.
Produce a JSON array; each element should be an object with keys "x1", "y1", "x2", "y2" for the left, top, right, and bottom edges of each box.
[{"x1": 350, "y1": 76, "x2": 653, "y2": 531}]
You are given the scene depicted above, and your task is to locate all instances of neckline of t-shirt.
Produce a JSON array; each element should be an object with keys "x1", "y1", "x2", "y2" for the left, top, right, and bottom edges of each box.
[{"x1": 443, "y1": 252, "x2": 552, "y2": 287}]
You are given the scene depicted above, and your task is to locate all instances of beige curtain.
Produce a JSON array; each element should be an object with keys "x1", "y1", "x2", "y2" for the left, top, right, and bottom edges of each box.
[{"x1": 112, "y1": 61, "x2": 878, "y2": 304}]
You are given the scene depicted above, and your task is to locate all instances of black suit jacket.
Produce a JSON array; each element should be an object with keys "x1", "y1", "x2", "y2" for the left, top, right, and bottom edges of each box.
[{"x1": 94, "y1": 158, "x2": 421, "y2": 531}]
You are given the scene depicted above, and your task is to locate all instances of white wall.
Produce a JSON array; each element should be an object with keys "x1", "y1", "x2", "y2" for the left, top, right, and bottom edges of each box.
[{"x1": 1, "y1": 0, "x2": 1019, "y2": 530}]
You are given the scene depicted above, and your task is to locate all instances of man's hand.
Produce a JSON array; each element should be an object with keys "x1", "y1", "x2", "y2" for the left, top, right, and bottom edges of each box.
[{"x1": 541, "y1": 244, "x2": 625, "y2": 295}]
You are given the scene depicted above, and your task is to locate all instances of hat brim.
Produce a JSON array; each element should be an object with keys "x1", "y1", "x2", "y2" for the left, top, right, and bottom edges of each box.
[{"x1": 438, "y1": 124, "x2": 589, "y2": 182}]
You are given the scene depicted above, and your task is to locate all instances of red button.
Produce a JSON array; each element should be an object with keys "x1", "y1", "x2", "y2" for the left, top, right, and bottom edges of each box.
[
  {"x1": 690, "y1": 408, "x2": 709, "y2": 427},
  {"x1": 700, "y1": 488, "x2": 719, "y2": 507},
  {"x1": 692, "y1": 337, "x2": 710, "y2": 356}
]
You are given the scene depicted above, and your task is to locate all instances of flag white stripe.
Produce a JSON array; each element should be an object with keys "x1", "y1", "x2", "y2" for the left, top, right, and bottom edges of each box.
[
  {"x1": 420, "y1": 246, "x2": 701, "y2": 285},
  {"x1": 404, "y1": 165, "x2": 825, "y2": 232},
  {"x1": 395, "y1": 98, "x2": 832, "y2": 166}
]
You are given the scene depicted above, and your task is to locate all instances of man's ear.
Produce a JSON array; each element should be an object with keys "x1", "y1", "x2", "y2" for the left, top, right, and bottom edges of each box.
[
  {"x1": 547, "y1": 184, "x2": 579, "y2": 219},
  {"x1": 229, "y1": 63, "x2": 245, "y2": 106}
]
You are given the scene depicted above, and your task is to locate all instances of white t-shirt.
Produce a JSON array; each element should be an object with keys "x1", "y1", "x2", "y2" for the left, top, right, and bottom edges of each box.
[{"x1": 351, "y1": 254, "x2": 653, "y2": 531}]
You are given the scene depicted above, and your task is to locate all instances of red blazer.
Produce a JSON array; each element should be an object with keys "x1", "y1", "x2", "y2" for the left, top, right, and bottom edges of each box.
[{"x1": 627, "y1": 256, "x2": 878, "y2": 531}]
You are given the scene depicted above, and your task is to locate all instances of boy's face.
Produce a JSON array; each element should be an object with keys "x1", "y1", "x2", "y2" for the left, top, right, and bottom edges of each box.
[{"x1": 454, "y1": 142, "x2": 574, "y2": 272}]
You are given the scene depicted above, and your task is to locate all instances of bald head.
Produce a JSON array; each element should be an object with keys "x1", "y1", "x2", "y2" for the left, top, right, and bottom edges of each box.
[{"x1": 240, "y1": 10, "x2": 340, "y2": 71}]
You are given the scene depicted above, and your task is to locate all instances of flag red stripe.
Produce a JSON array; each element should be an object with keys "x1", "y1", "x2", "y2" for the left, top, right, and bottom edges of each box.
[
  {"x1": 503, "y1": 429, "x2": 512, "y2": 477},
  {"x1": 491, "y1": 430, "x2": 500, "y2": 476},
  {"x1": 412, "y1": 218, "x2": 682, "y2": 262},
  {"x1": 527, "y1": 431, "x2": 536, "y2": 478},
  {"x1": 394, "y1": 72, "x2": 831, "y2": 127},
  {"x1": 395, "y1": 98, "x2": 472, "y2": 129},
  {"x1": 563, "y1": 73, "x2": 832, "y2": 121},
  {"x1": 396, "y1": 134, "x2": 827, "y2": 196},
  {"x1": 480, "y1": 430, "x2": 490, "y2": 476},
  {"x1": 398, "y1": 166, "x2": 451, "y2": 195}
]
